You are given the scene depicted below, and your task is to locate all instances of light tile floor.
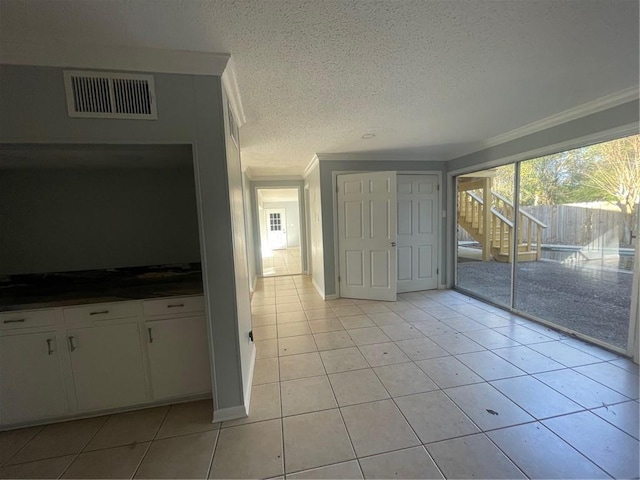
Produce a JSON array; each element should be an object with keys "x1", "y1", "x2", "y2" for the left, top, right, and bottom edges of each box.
[
  {"x1": 262, "y1": 248, "x2": 302, "y2": 277},
  {"x1": 1, "y1": 274, "x2": 638, "y2": 479}
]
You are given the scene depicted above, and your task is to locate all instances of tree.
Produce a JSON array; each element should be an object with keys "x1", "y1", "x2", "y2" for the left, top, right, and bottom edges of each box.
[{"x1": 583, "y1": 134, "x2": 640, "y2": 243}]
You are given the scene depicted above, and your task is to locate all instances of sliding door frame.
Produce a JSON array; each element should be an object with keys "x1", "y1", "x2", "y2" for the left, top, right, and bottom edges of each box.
[{"x1": 447, "y1": 127, "x2": 640, "y2": 358}]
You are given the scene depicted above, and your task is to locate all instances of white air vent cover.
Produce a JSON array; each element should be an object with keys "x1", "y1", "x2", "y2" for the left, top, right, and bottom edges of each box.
[{"x1": 63, "y1": 70, "x2": 157, "y2": 120}]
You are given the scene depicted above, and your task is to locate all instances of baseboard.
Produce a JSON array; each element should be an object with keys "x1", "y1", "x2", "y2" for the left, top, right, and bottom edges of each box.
[
  {"x1": 311, "y1": 279, "x2": 338, "y2": 300},
  {"x1": 213, "y1": 404, "x2": 248, "y2": 423}
]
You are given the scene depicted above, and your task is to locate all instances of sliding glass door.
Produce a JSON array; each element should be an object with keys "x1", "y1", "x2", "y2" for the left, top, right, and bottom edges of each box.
[
  {"x1": 456, "y1": 165, "x2": 515, "y2": 308},
  {"x1": 455, "y1": 135, "x2": 638, "y2": 352}
]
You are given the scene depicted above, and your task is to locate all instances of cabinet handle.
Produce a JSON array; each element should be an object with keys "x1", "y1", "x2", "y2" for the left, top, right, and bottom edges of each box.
[
  {"x1": 68, "y1": 335, "x2": 76, "y2": 352},
  {"x1": 89, "y1": 310, "x2": 110, "y2": 316},
  {"x1": 167, "y1": 303, "x2": 184, "y2": 308},
  {"x1": 46, "y1": 338, "x2": 54, "y2": 355},
  {"x1": 148, "y1": 327, "x2": 154, "y2": 343},
  {"x1": 3, "y1": 318, "x2": 26, "y2": 324}
]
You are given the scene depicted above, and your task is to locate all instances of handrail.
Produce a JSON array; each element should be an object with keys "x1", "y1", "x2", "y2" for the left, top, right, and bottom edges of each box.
[
  {"x1": 465, "y1": 191, "x2": 513, "y2": 227},
  {"x1": 491, "y1": 191, "x2": 548, "y2": 228}
]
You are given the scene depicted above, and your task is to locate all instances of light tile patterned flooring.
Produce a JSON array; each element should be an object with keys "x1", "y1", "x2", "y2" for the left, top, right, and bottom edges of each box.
[
  {"x1": 261, "y1": 248, "x2": 302, "y2": 277},
  {"x1": 1, "y1": 274, "x2": 638, "y2": 479}
]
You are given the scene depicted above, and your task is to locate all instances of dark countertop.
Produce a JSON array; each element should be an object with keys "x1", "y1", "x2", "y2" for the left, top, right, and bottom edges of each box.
[{"x1": 0, "y1": 265, "x2": 204, "y2": 312}]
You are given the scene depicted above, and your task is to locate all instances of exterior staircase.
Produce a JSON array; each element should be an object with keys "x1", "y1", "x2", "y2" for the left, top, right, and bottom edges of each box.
[{"x1": 457, "y1": 179, "x2": 547, "y2": 263}]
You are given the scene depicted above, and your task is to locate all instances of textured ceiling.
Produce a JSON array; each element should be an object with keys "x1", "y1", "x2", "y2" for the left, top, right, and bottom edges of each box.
[{"x1": 1, "y1": 0, "x2": 638, "y2": 176}]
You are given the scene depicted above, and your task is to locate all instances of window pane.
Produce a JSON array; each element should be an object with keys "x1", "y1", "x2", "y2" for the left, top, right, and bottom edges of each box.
[
  {"x1": 514, "y1": 135, "x2": 638, "y2": 349},
  {"x1": 456, "y1": 164, "x2": 515, "y2": 307}
]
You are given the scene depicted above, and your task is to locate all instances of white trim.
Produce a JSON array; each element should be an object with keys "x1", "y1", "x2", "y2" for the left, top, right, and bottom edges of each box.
[
  {"x1": 449, "y1": 86, "x2": 640, "y2": 160},
  {"x1": 0, "y1": 40, "x2": 230, "y2": 76},
  {"x1": 303, "y1": 155, "x2": 320, "y2": 178},
  {"x1": 243, "y1": 344, "x2": 256, "y2": 415},
  {"x1": 324, "y1": 293, "x2": 339, "y2": 300},
  {"x1": 213, "y1": 404, "x2": 247, "y2": 423},
  {"x1": 221, "y1": 58, "x2": 246, "y2": 127},
  {"x1": 250, "y1": 175, "x2": 303, "y2": 181},
  {"x1": 312, "y1": 278, "x2": 326, "y2": 299}
]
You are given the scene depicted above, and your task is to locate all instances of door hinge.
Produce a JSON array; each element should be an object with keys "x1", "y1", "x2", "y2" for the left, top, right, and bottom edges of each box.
[
  {"x1": 437, "y1": 184, "x2": 440, "y2": 191},
  {"x1": 338, "y1": 276, "x2": 341, "y2": 282},
  {"x1": 249, "y1": 330, "x2": 253, "y2": 342},
  {"x1": 436, "y1": 268, "x2": 439, "y2": 275}
]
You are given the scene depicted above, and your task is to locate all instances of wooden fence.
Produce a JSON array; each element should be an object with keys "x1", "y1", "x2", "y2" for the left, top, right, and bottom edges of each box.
[{"x1": 458, "y1": 205, "x2": 636, "y2": 247}]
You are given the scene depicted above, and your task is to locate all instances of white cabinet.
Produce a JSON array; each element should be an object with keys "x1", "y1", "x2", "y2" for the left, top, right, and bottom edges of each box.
[
  {"x1": 67, "y1": 323, "x2": 148, "y2": 411},
  {"x1": 0, "y1": 331, "x2": 68, "y2": 424},
  {"x1": 0, "y1": 295, "x2": 210, "y2": 428},
  {"x1": 146, "y1": 315, "x2": 211, "y2": 400}
]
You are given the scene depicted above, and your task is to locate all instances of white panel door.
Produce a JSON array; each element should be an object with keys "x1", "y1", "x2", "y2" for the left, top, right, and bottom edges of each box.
[
  {"x1": 337, "y1": 171, "x2": 397, "y2": 301},
  {"x1": 265, "y1": 208, "x2": 287, "y2": 250},
  {"x1": 397, "y1": 174, "x2": 439, "y2": 293}
]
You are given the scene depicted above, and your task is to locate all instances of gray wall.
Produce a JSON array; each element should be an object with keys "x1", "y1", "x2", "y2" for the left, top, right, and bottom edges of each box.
[
  {"x1": 261, "y1": 201, "x2": 301, "y2": 248},
  {"x1": 0, "y1": 64, "x2": 248, "y2": 415},
  {"x1": 448, "y1": 101, "x2": 640, "y2": 173},
  {"x1": 242, "y1": 172, "x2": 257, "y2": 291},
  {"x1": 318, "y1": 160, "x2": 447, "y2": 296},
  {"x1": 0, "y1": 162, "x2": 200, "y2": 275}
]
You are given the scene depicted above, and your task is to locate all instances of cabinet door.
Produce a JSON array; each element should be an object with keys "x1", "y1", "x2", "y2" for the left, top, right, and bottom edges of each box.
[
  {"x1": 146, "y1": 315, "x2": 211, "y2": 400},
  {"x1": 0, "y1": 332, "x2": 68, "y2": 424},
  {"x1": 67, "y1": 323, "x2": 147, "y2": 411}
]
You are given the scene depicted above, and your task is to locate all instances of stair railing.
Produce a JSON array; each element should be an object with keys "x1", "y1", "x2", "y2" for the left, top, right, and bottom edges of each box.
[{"x1": 457, "y1": 189, "x2": 547, "y2": 261}]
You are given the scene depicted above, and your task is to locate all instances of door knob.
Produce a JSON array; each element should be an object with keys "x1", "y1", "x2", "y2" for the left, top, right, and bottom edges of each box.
[{"x1": 391, "y1": 242, "x2": 397, "y2": 247}]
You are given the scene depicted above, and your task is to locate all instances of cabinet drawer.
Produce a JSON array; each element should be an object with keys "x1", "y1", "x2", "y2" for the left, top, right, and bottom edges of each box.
[
  {"x1": 63, "y1": 302, "x2": 138, "y2": 324},
  {"x1": 0, "y1": 309, "x2": 56, "y2": 330},
  {"x1": 143, "y1": 296, "x2": 204, "y2": 317}
]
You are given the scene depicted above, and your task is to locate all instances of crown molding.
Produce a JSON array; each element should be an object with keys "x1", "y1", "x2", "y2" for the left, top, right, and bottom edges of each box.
[
  {"x1": 449, "y1": 86, "x2": 640, "y2": 161},
  {"x1": 303, "y1": 155, "x2": 319, "y2": 178},
  {"x1": 0, "y1": 39, "x2": 230, "y2": 76},
  {"x1": 315, "y1": 152, "x2": 443, "y2": 162},
  {"x1": 222, "y1": 57, "x2": 247, "y2": 127}
]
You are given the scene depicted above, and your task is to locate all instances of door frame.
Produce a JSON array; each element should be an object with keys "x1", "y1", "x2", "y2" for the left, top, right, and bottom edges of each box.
[
  {"x1": 332, "y1": 170, "x2": 443, "y2": 299},
  {"x1": 251, "y1": 183, "x2": 307, "y2": 277}
]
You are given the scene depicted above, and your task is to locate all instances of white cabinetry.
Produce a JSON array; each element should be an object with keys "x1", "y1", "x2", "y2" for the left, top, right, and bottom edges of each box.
[
  {"x1": 146, "y1": 315, "x2": 211, "y2": 400},
  {"x1": 0, "y1": 294, "x2": 210, "y2": 429},
  {"x1": 67, "y1": 323, "x2": 148, "y2": 411},
  {"x1": 0, "y1": 331, "x2": 68, "y2": 424}
]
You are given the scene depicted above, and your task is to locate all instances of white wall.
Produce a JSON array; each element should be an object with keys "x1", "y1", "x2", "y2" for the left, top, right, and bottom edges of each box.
[
  {"x1": 221, "y1": 90, "x2": 254, "y2": 416},
  {"x1": 262, "y1": 201, "x2": 300, "y2": 248},
  {"x1": 305, "y1": 163, "x2": 325, "y2": 296}
]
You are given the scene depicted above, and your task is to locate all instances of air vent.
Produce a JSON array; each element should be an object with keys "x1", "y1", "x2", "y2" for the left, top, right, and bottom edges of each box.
[{"x1": 63, "y1": 70, "x2": 157, "y2": 120}]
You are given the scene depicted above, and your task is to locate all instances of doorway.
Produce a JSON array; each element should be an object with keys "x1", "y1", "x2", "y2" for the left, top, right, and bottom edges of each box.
[{"x1": 257, "y1": 188, "x2": 302, "y2": 277}]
